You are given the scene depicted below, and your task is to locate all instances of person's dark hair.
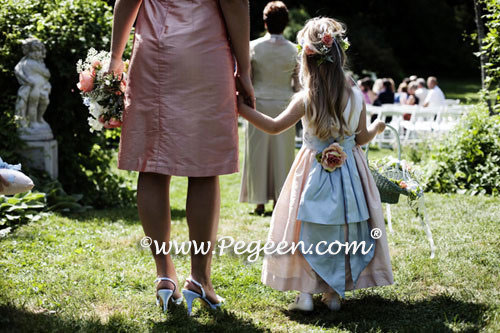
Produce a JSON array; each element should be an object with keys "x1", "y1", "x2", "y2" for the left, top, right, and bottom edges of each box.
[
  {"x1": 360, "y1": 77, "x2": 373, "y2": 91},
  {"x1": 383, "y1": 79, "x2": 393, "y2": 92},
  {"x1": 263, "y1": 1, "x2": 289, "y2": 34}
]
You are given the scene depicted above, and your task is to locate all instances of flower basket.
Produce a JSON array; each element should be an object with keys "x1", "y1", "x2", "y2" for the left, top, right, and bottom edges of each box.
[{"x1": 366, "y1": 125, "x2": 415, "y2": 204}]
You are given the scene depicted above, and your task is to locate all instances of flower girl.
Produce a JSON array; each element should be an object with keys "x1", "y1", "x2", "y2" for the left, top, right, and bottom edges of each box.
[{"x1": 238, "y1": 17, "x2": 394, "y2": 311}]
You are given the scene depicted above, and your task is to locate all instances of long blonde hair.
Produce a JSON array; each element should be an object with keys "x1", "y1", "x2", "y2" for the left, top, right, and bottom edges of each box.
[{"x1": 297, "y1": 17, "x2": 353, "y2": 140}]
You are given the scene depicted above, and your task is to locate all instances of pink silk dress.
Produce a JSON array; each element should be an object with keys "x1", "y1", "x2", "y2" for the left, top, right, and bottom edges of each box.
[{"x1": 118, "y1": 0, "x2": 239, "y2": 177}]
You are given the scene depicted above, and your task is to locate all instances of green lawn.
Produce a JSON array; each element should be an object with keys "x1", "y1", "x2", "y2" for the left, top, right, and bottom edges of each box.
[
  {"x1": 1, "y1": 130, "x2": 499, "y2": 332},
  {"x1": 439, "y1": 78, "x2": 481, "y2": 104}
]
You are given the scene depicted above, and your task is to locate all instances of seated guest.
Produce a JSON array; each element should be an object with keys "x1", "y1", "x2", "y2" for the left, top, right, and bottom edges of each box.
[
  {"x1": 395, "y1": 81, "x2": 408, "y2": 104},
  {"x1": 403, "y1": 81, "x2": 419, "y2": 120},
  {"x1": 405, "y1": 81, "x2": 419, "y2": 106},
  {"x1": 372, "y1": 78, "x2": 384, "y2": 95},
  {"x1": 415, "y1": 78, "x2": 428, "y2": 106},
  {"x1": 387, "y1": 78, "x2": 396, "y2": 95},
  {"x1": 424, "y1": 76, "x2": 446, "y2": 107},
  {"x1": 373, "y1": 79, "x2": 395, "y2": 106},
  {"x1": 360, "y1": 77, "x2": 377, "y2": 104}
]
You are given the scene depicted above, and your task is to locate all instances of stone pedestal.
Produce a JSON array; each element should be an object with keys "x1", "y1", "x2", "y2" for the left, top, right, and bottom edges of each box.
[{"x1": 20, "y1": 139, "x2": 58, "y2": 179}]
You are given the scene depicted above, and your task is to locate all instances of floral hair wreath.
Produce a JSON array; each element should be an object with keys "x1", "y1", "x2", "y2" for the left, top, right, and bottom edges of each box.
[{"x1": 297, "y1": 32, "x2": 350, "y2": 66}]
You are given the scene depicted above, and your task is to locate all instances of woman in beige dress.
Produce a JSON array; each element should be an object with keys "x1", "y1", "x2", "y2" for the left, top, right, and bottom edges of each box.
[{"x1": 239, "y1": 1, "x2": 299, "y2": 215}]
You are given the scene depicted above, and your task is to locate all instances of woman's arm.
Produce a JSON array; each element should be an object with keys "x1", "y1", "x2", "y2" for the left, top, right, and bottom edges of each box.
[
  {"x1": 108, "y1": 0, "x2": 143, "y2": 73},
  {"x1": 220, "y1": 0, "x2": 255, "y2": 107},
  {"x1": 238, "y1": 95, "x2": 304, "y2": 135},
  {"x1": 355, "y1": 102, "x2": 386, "y2": 146}
]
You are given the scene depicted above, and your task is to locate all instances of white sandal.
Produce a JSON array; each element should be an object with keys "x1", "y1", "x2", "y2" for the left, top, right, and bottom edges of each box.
[
  {"x1": 155, "y1": 277, "x2": 183, "y2": 313},
  {"x1": 181, "y1": 277, "x2": 224, "y2": 316}
]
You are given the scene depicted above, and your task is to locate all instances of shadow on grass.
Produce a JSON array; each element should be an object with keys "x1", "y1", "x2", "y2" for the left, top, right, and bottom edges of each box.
[
  {"x1": 151, "y1": 304, "x2": 266, "y2": 332},
  {"x1": 284, "y1": 294, "x2": 489, "y2": 332},
  {"x1": 0, "y1": 302, "x2": 265, "y2": 333},
  {"x1": 0, "y1": 303, "x2": 141, "y2": 332},
  {"x1": 68, "y1": 207, "x2": 187, "y2": 225}
]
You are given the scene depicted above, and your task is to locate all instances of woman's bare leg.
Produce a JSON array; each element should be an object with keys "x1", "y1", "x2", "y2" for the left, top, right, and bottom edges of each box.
[
  {"x1": 184, "y1": 176, "x2": 220, "y2": 303},
  {"x1": 137, "y1": 172, "x2": 181, "y2": 299}
]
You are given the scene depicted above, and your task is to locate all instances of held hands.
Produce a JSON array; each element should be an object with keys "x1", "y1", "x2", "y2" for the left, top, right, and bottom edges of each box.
[
  {"x1": 236, "y1": 93, "x2": 250, "y2": 113},
  {"x1": 235, "y1": 72, "x2": 255, "y2": 109}
]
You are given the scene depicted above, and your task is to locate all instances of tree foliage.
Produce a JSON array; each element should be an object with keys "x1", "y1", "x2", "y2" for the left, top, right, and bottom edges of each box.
[
  {"x1": 250, "y1": 0, "x2": 479, "y2": 80},
  {"x1": 477, "y1": 0, "x2": 500, "y2": 112},
  {"x1": 0, "y1": 0, "x2": 135, "y2": 208}
]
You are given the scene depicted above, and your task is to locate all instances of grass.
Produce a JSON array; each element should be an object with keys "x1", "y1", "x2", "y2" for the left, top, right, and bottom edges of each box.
[
  {"x1": 1, "y1": 130, "x2": 499, "y2": 332},
  {"x1": 439, "y1": 78, "x2": 481, "y2": 104}
]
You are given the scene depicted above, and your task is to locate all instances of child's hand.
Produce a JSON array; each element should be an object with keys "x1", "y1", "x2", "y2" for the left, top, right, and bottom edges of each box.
[
  {"x1": 376, "y1": 120, "x2": 386, "y2": 134},
  {"x1": 237, "y1": 94, "x2": 250, "y2": 113}
]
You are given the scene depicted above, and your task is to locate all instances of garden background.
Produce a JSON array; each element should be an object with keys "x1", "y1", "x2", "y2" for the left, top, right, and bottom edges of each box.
[{"x1": 0, "y1": 0, "x2": 499, "y2": 332}]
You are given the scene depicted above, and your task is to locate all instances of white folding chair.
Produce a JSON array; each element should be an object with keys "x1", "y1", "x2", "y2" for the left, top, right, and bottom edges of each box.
[
  {"x1": 445, "y1": 99, "x2": 460, "y2": 106},
  {"x1": 401, "y1": 107, "x2": 441, "y2": 143},
  {"x1": 373, "y1": 104, "x2": 405, "y2": 148},
  {"x1": 366, "y1": 104, "x2": 381, "y2": 125},
  {"x1": 434, "y1": 105, "x2": 463, "y2": 134}
]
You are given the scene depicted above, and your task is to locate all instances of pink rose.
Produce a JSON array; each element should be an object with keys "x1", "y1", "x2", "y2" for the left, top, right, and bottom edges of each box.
[
  {"x1": 321, "y1": 33, "x2": 333, "y2": 48},
  {"x1": 318, "y1": 143, "x2": 347, "y2": 172},
  {"x1": 100, "y1": 117, "x2": 122, "y2": 129},
  {"x1": 77, "y1": 70, "x2": 94, "y2": 92},
  {"x1": 304, "y1": 45, "x2": 315, "y2": 56},
  {"x1": 91, "y1": 60, "x2": 102, "y2": 69}
]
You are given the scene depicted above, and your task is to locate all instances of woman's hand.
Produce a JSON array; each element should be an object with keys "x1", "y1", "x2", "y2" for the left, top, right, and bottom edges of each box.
[
  {"x1": 107, "y1": 57, "x2": 124, "y2": 76},
  {"x1": 0, "y1": 175, "x2": 9, "y2": 192},
  {"x1": 236, "y1": 72, "x2": 255, "y2": 108}
]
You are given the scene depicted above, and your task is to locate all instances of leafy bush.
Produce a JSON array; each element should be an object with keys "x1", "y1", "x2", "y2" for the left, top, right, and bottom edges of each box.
[
  {"x1": 0, "y1": 0, "x2": 135, "y2": 208},
  {"x1": 479, "y1": 0, "x2": 500, "y2": 112},
  {"x1": 0, "y1": 192, "x2": 47, "y2": 232},
  {"x1": 283, "y1": 7, "x2": 310, "y2": 43},
  {"x1": 424, "y1": 104, "x2": 500, "y2": 195}
]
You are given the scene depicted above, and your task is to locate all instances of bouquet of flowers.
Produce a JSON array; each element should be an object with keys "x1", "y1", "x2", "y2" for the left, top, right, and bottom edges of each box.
[{"x1": 76, "y1": 48, "x2": 128, "y2": 132}]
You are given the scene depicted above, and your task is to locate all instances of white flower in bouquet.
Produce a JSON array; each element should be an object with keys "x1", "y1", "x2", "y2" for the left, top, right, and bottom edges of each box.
[{"x1": 76, "y1": 48, "x2": 129, "y2": 132}]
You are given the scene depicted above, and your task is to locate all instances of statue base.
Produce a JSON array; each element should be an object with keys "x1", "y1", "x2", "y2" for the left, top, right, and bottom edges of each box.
[
  {"x1": 19, "y1": 139, "x2": 58, "y2": 179},
  {"x1": 18, "y1": 122, "x2": 54, "y2": 141}
]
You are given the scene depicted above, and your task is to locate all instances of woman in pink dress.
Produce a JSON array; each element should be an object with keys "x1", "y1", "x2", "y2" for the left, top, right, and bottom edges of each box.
[{"x1": 108, "y1": 0, "x2": 254, "y2": 313}]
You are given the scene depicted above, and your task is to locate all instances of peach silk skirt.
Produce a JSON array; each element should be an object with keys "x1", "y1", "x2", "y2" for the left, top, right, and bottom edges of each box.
[
  {"x1": 118, "y1": 0, "x2": 239, "y2": 177},
  {"x1": 261, "y1": 145, "x2": 394, "y2": 293}
]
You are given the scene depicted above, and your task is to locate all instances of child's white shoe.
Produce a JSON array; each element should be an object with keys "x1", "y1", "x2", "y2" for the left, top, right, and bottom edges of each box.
[
  {"x1": 321, "y1": 291, "x2": 341, "y2": 311},
  {"x1": 288, "y1": 292, "x2": 313, "y2": 311}
]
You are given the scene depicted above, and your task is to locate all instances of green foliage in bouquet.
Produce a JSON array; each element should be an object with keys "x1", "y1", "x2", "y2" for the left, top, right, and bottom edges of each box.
[
  {"x1": 0, "y1": 0, "x2": 135, "y2": 208},
  {"x1": 424, "y1": 104, "x2": 500, "y2": 195}
]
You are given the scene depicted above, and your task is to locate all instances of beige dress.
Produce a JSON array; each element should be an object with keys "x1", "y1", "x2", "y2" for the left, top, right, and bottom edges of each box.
[{"x1": 239, "y1": 33, "x2": 298, "y2": 204}]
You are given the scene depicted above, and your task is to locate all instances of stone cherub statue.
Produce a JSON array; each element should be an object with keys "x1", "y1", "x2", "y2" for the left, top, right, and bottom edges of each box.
[{"x1": 14, "y1": 37, "x2": 53, "y2": 141}]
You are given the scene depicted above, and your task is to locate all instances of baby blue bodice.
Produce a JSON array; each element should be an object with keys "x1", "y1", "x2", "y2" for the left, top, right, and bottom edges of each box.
[{"x1": 297, "y1": 125, "x2": 370, "y2": 225}]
